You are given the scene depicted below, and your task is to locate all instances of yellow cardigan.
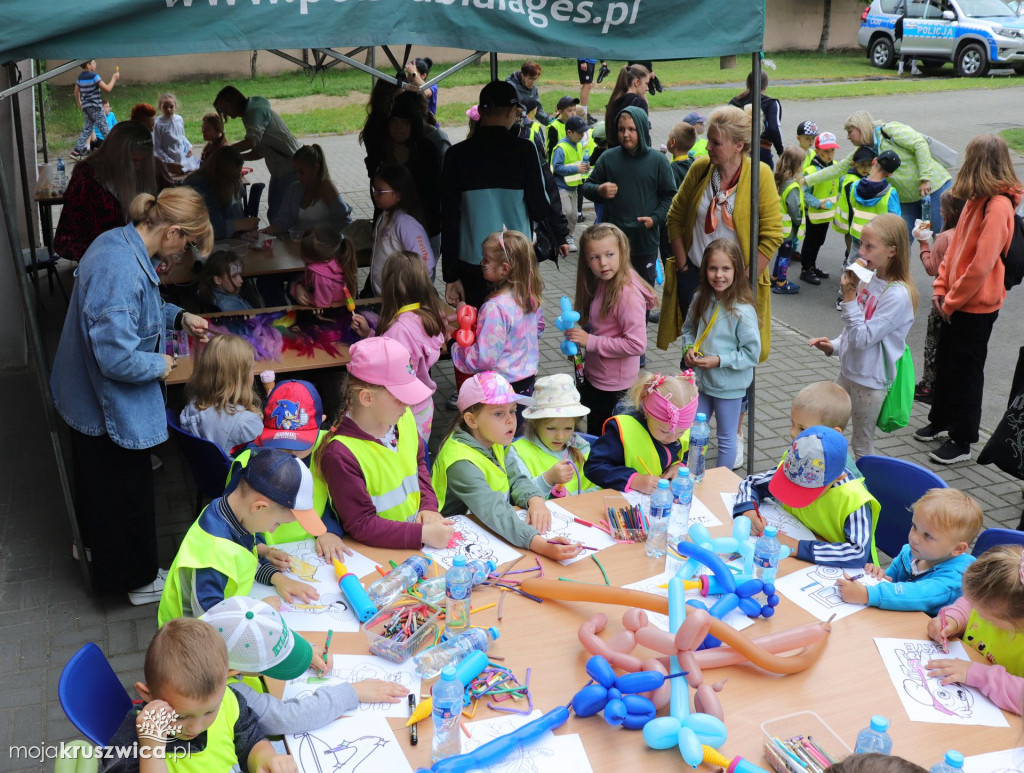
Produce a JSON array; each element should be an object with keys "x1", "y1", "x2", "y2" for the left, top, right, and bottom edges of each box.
[{"x1": 656, "y1": 155, "x2": 783, "y2": 362}]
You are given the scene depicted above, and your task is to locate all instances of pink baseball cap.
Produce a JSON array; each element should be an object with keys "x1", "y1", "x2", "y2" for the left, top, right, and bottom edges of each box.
[
  {"x1": 347, "y1": 338, "x2": 434, "y2": 406},
  {"x1": 457, "y1": 372, "x2": 535, "y2": 412}
]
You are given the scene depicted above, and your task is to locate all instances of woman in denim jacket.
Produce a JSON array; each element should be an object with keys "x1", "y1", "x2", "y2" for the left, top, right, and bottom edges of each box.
[{"x1": 51, "y1": 188, "x2": 213, "y2": 603}]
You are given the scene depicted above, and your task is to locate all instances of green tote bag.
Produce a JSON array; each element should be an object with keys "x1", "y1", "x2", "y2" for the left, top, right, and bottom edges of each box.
[{"x1": 877, "y1": 344, "x2": 915, "y2": 432}]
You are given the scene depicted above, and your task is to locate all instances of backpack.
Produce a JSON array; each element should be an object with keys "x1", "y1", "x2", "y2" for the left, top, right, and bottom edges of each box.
[{"x1": 983, "y1": 193, "x2": 1024, "y2": 290}]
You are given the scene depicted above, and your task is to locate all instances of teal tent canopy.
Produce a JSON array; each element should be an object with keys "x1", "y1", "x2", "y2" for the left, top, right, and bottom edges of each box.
[{"x1": 0, "y1": 0, "x2": 763, "y2": 63}]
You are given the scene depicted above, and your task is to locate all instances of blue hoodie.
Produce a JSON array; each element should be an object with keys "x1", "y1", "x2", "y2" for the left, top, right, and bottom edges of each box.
[
  {"x1": 854, "y1": 177, "x2": 901, "y2": 218},
  {"x1": 865, "y1": 544, "x2": 974, "y2": 615}
]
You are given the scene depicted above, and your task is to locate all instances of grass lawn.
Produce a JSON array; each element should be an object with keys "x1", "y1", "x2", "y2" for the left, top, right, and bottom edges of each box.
[
  {"x1": 41, "y1": 50, "x2": 1022, "y2": 155},
  {"x1": 1004, "y1": 128, "x2": 1024, "y2": 154}
]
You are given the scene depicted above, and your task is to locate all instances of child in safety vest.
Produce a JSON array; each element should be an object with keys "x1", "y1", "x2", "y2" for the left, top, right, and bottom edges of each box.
[
  {"x1": 837, "y1": 488, "x2": 982, "y2": 615},
  {"x1": 432, "y1": 372, "x2": 583, "y2": 562},
  {"x1": 158, "y1": 448, "x2": 327, "y2": 627},
  {"x1": 551, "y1": 115, "x2": 591, "y2": 250},
  {"x1": 683, "y1": 111, "x2": 707, "y2": 159},
  {"x1": 795, "y1": 120, "x2": 818, "y2": 171},
  {"x1": 927, "y1": 544, "x2": 1024, "y2": 715},
  {"x1": 771, "y1": 146, "x2": 807, "y2": 295},
  {"x1": 101, "y1": 618, "x2": 294, "y2": 773},
  {"x1": 227, "y1": 380, "x2": 349, "y2": 561},
  {"x1": 732, "y1": 426, "x2": 880, "y2": 569},
  {"x1": 519, "y1": 97, "x2": 547, "y2": 160},
  {"x1": 842, "y1": 149, "x2": 902, "y2": 310},
  {"x1": 546, "y1": 94, "x2": 580, "y2": 162},
  {"x1": 832, "y1": 146, "x2": 874, "y2": 267},
  {"x1": 316, "y1": 337, "x2": 455, "y2": 550},
  {"x1": 507, "y1": 373, "x2": 598, "y2": 498},
  {"x1": 584, "y1": 371, "x2": 698, "y2": 494},
  {"x1": 799, "y1": 131, "x2": 841, "y2": 286}
]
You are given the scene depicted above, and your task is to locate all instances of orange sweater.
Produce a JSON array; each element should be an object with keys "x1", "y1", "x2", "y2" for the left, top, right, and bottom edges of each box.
[{"x1": 934, "y1": 189, "x2": 1022, "y2": 314}]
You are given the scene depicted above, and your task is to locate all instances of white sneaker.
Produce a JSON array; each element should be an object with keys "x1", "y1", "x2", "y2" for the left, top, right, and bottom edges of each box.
[
  {"x1": 911, "y1": 64, "x2": 922, "y2": 76},
  {"x1": 732, "y1": 439, "x2": 745, "y2": 470},
  {"x1": 567, "y1": 237, "x2": 577, "y2": 252},
  {"x1": 897, "y1": 61, "x2": 904, "y2": 75},
  {"x1": 128, "y1": 568, "x2": 169, "y2": 606}
]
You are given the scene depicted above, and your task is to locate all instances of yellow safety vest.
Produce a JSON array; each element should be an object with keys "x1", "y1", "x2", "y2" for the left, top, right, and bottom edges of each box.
[
  {"x1": 779, "y1": 180, "x2": 806, "y2": 236},
  {"x1": 802, "y1": 149, "x2": 816, "y2": 176},
  {"x1": 964, "y1": 609, "x2": 1024, "y2": 675},
  {"x1": 832, "y1": 173, "x2": 861, "y2": 236},
  {"x1": 555, "y1": 138, "x2": 586, "y2": 187},
  {"x1": 547, "y1": 119, "x2": 568, "y2": 163},
  {"x1": 227, "y1": 674, "x2": 266, "y2": 694},
  {"x1": 689, "y1": 137, "x2": 708, "y2": 158},
  {"x1": 165, "y1": 688, "x2": 242, "y2": 773},
  {"x1": 850, "y1": 187, "x2": 895, "y2": 240},
  {"x1": 432, "y1": 437, "x2": 510, "y2": 512},
  {"x1": 228, "y1": 431, "x2": 330, "y2": 545},
  {"x1": 779, "y1": 473, "x2": 880, "y2": 565},
  {"x1": 331, "y1": 409, "x2": 421, "y2": 522},
  {"x1": 158, "y1": 503, "x2": 259, "y2": 626},
  {"x1": 806, "y1": 159, "x2": 840, "y2": 224},
  {"x1": 511, "y1": 437, "x2": 595, "y2": 496},
  {"x1": 605, "y1": 414, "x2": 690, "y2": 476},
  {"x1": 527, "y1": 120, "x2": 544, "y2": 149}
]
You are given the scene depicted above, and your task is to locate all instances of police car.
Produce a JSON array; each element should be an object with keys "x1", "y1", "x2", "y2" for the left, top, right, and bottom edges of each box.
[{"x1": 858, "y1": 0, "x2": 1024, "y2": 76}]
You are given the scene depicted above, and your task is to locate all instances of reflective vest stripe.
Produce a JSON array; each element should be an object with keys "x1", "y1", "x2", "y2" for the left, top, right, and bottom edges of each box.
[
  {"x1": 850, "y1": 189, "x2": 893, "y2": 239},
  {"x1": 604, "y1": 414, "x2": 689, "y2": 475},
  {"x1": 779, "y1": 181, "x2": 805, "y2": 233},
  {"x1": 432, "y1": 437, "x2": 510, "y2": 512},
  {"x1": 806, "y1": 161, "x2": 840, "y2": 223},
  {"x1": 555, "y1": 138, "x2": 586, "y2": 186},
  {"x1": 832, "y1": 174, "x2": 861, "y2": 235}
]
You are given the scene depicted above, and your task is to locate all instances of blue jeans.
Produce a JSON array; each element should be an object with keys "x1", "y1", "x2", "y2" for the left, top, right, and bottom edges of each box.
[
  {"x1": 697, "y1": 393, "x2": 744, "y2": 471},
  {"x1": 899, "y1": 179, "x2": 952, "y2": 239}
]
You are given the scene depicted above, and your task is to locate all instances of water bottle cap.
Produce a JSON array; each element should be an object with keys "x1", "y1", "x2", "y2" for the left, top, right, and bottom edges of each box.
[
  {"x1": 452, "y1": 555, "x2": 466, "y2": 567},
  {"x1": 440, "y1": 665, "x2": 457, "y2": 681},
  {"x1": 696, "y1": 413, "x2": 707, "y2": 421},
  {"x1": 869, "y1": 715, "x2": 889, "y2": 732},
  {"x1": 657, "y1": 479, "x2": 670, "y2": 489},
  {"x1": 764, "y1": 526, "x2": 778, "y2": 537},
  {"x1": 488, "y1": 627, "x2": 500, "y2": 639},
  {"x1": 486, "y1": 560, "x2": 497, "y2": 572},
  {"x1": 944, "y1": 751, "x2": 964, "y2": 767},
  {"x1": 679, "y1": 467, "x2": 690, "y2": 477}
]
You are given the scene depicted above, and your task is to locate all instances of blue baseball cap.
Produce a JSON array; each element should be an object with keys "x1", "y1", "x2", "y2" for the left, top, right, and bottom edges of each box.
[
  {"x1": 769, "y1": 426, "x2": 848, "y2": 508},
  {"x1": 243, "y1": 449, "x2": 325, "y2": 536}
]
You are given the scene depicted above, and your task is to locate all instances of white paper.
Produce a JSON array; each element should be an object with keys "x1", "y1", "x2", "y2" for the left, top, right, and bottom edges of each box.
[
  {"x1": 873, "y1": 638, "x2": 1010, "y2": 727},
  {"x1": 249, "y1": 539, "x2": 375, "y2": 633},
  {"x1": 463, "y1": 710, "x2": 593, "y2": 773},
  {"x1": 773, "y1": 564, "x2": 879, "y2": 622},
  {"x1": 721, "y1": 493, "x2": 817, "y2": 541},
  {"x1": 963, "y1": 747, "x2": 1024, "y2": 772},
  {"x1": 622, "y1": 570, "x2": 755, "y2": 633},
  {"x1": 287, "y1": 713, "x2": 412, "y2": 773},
  {"x1": 511, "y1": 501, "x2": 617, "y2": 565},
  {"x1": 622, "y1": 490, "x2": 722, "y2": 530},
  {"x1": 422, "y1": 514, "x2": 521, "y2": 571},
  {"x1": 281, "y1": 653, "x2": 419, "y2": 718}
]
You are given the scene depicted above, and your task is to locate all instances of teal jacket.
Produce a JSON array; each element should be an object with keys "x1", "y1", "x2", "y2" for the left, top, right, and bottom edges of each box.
[
  {"x1": 681, "y1": 293, "x2": 761, "y2": 399},
  {"x1": 867, "y1": 544, "x2": 975, "y2": 616}
]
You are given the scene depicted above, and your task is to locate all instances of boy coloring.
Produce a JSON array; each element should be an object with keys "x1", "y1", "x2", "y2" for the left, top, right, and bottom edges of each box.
[
  {"x1": 734, "y1": 426, "x2": 880, "y2": 568},
  {"x1": 837, "y1": 489, "x2": 982, "y2": 615},
  {"x1": 789, "y1": 381, "x2": 860, "y2": 476},
  {"x1": 551, "y1": 115, "x2": 591, "y2": 251},
  {"x1": 158, "y1": 448, "x2": 326, "y2": 627},
  {"x1": 72, "y1": 60, "x2": 119, "y2": 159}
]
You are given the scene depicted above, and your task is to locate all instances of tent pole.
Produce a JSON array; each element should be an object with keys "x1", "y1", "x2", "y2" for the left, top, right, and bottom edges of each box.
[
  {"x1": 7, "y1": 65, "x2": 39, "y2": 299},
  {"x1": 0, "y1": 70, "x2": 92, "y2": 593},
  {"x1": 0, "y1": 58, "x2": 85, "y2": 102},
  {"x1": 422, "y1": 52, "x2": 486, "y2": 90},
  {"x1": 746, "y1": 51, "x2": 762, "y2": 476},
  {"x1": 34, "y1": 60, "x2": 47, "y2": 164},
  {"x1": 489, "y1": 52, "x2": 498, "y2": 81}
]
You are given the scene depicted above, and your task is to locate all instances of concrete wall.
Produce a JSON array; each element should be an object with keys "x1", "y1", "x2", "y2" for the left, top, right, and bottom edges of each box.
[{"x1": 47, "y1": 3, "x2": 869, "y2": 85}]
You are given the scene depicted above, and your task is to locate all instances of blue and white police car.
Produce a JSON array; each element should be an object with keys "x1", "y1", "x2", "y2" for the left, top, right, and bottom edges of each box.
[{"x1": 859, "y1": 0, "x2": 1024, "y2": 76}]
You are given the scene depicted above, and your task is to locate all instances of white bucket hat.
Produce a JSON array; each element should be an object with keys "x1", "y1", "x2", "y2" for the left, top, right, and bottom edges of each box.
[{"x1": 521, "y1": 374, "x2": 590, "y2": 420}]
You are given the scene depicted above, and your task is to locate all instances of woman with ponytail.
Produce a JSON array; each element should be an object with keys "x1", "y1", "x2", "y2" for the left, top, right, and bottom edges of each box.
[
  {"x1": 51, "y1": 187, "x2": 213, "y2": 604},
  {"x1": 267, "y1": 143, "x2": 353, "y2": 235}
]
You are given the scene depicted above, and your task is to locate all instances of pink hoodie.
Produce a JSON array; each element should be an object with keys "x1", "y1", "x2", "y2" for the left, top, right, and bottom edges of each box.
[
  {"x1": 293, "y1": 259, "x2": 349, "y2": 308},
  {"x1": 583, "y1": 269, "x2": 658, "y2": 391}
]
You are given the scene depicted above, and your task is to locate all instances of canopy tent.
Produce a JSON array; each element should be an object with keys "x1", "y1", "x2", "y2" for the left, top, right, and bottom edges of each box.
[{"x1": 0, "y1": 1, "x2": 766, "y2": 594}]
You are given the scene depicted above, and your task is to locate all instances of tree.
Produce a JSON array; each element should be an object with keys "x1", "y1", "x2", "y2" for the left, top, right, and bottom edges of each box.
[{"x1": 818, "y1": 0, "x2": 833, "y2": 53}]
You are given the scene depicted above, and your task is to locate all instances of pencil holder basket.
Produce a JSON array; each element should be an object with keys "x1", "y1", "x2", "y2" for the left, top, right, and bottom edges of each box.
[
  {"x1": 760, "y1": 711, "x2": 851, "y2": 773},
  {"x1": 363, "y1": 593, "x2": 442, "y2": 663}
]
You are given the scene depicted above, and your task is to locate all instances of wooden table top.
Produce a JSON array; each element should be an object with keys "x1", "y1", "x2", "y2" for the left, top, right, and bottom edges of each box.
[
  {"x1": 271, "y1": 468, "x2": 1017, "y2": 771},
  {"x1": 163, "y1": 236, "x2": 306, "y2": 285}
]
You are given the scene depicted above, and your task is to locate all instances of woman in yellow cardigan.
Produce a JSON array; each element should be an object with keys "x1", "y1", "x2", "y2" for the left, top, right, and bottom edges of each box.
[{"x1": 657, "y1": 106, "x2": 783, "y2": 362}]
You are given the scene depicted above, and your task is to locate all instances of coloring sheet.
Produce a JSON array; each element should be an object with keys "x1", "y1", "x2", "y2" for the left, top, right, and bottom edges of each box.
[
  {"x1": 622, "y1": 571, "x2": 756, "y2": 633},
  {"x1": 463, "y1": 710, "x2": 593, "y2": 773},
  {"x1": 512, "y1": 501, "x2": 616, "y2": 565},
  {"x1": 873, "y1": 638, "x2": 1010, "y2": 727},
  {"x1": 287, "y1": 713, "x2": 412, "y2": 773},
  {"x1": 720, "y1": 493, "x2": 816, "y2": 541},
  {"x1": 281, "y1": 653, "x2": 418, "y2": 719},
  {"x1": 773, "y1": 564, "x2": 879, "y2": 622},
  {"x1": 249, "y1": 539, "x2": 376, "y2": 633},
  {"x1": 422, "y1": 514, "x2": 521, "y2": 571},
  {"x1": 623, "y1": 490, "x2": 722, "y2": 529},
  {"x1": 963, "y1": 748, "x2": 1024, "y2": 772}
]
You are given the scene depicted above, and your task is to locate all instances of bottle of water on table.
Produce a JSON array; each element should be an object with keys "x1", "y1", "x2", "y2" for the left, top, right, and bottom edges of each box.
[
  {"x1": 56, "y1": 156, "x2": 66, "y2": 194},
  {"x1": 753, "y1": 525, "x2": 781, "y2": 583},
  {"x1": 688, "y1": 413, "x2": 710, "y2": 483},
  {"x1": 431, "y1": 665, "x2": 463, "y2": 762},
  {"x1": 668, "y1": 466, "x2": 693, "y2": 550},
  {"x1": 854, "y1": 715, "x2": 893, "y2": 754},
  {"x1": 466, "y1": 559, "x2": 496, "y2": 585},
  {"x1": 445, "y1": 555, "x2": 473, "y2": 631},
  {"x1": 414, "y1": 627, "x2": 501, "y2": 678},
  {"x1": 930, "y1": 751, "x2": 964, "y2": 773},
  {"x1": 367, "y1": 555, "x2": 431, "y2": 608},
  {"x1": 646, "y1": 479, "x2": 671, "y2": 558}
]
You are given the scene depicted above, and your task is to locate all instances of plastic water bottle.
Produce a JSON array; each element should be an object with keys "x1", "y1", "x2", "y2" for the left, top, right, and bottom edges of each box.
[
  {"x1": 56, "y1": 156, "x2": 66, "y2": 193},
  {"x1": 921, "y1": 194, "x2": 932, "y2": 226},
  {"x1": 646, "y1": 480, "x2": 672, "y2": 558},
  {"x1": 854, "y1": 715, "x2": 893, "y2": 755},
  {"x1": 930, "y1": 751, "x2": 964, "y2": 773},
  {"x1": 367, "y1": 556, "x2": 432, "y2": 608},
  {"x1": 668, "y1": 467, "x2": 693, "y2": 549},
  {"x1": 414, "y1": 627, "x2": 501, "y2": 678},
  {"x1": 466, "y1": 559, "x2": 496, "y2": 585},
  {"x1": 753, "y1": 525, "x2": 782, "y2": 583},
  {"x1": 688, "y1": 413, "x2": 711, "y2": 483},
  {"x1": 431, "y1": 666, "x2": 463, "y2": 762},
  {"x1": 445, "y1": 555, "x2": 473, "y2": 631}
]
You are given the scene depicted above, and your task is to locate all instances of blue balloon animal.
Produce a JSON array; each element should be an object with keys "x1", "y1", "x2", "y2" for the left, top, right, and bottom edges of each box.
[{"x1": 555, "y1": 295, "x2": 580, "y2": 357}]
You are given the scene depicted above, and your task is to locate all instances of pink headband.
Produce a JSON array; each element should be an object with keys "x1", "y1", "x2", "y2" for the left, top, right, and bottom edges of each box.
[{"x1": 643, "y1": 373, "x2": 699, "y2": 433}]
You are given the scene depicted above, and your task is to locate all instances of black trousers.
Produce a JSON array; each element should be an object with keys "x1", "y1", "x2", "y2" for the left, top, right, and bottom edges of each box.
[
  {"x1": 71, "y1": 429, "x2": 159, "y2": 593},
  {"x1": 801, "y1": 219, "x2": 830, "y2": 272},
  {"x1": 579, "y1": 379, "x2": 626, "y2": 437},
  {"x1": 928, "y1": 309, "x2": 999, "y2": 445}
]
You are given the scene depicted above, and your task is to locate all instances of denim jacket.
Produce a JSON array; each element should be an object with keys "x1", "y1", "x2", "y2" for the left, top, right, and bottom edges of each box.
[{"x1": 51, "y1": 224, "x2": 181, "y2": 449}]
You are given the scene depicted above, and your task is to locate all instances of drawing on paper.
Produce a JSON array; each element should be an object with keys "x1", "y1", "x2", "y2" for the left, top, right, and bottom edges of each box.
[
  {"x1": 289, "y1": 664, "x2": 415, "y2": 712},
  {"x1": 893, "y1": 641, "x2": 974, "y2": 719},
  {"x1": 465, "y1": 715, "x2": 555, "y2": 773},
  {"x1": 291, "y1": 731, "x2": 389, "y2": 773},
  {"x1": 286, "y1": 549, "x2": 322, "y2": 584},
  {"x1": 423, "y1": 515, "x2": 520, "y2": 570},
  {"x1": 962, "y1": 746, "x2": 1024, "y2": 772},
  {"x1": 796, "y1": 566, "x2": 846, "y2": 608}
]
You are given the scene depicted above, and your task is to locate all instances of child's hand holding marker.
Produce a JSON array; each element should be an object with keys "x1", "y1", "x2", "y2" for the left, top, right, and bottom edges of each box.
[
  {"x1": 927, "y1": 609, "x2": 961, "y2": 651},
  {"x1": 836, "y1": 571, "x2": 869, "y2": 605}
]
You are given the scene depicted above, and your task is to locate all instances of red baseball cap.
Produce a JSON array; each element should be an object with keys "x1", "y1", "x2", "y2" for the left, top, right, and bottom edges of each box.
[{"x1": 257, "y1": 380, "x2": 323, "y2": 451}]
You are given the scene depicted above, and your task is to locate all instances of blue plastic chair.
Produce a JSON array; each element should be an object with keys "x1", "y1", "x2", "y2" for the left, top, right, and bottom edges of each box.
[
  {"x1": 973, "y1": 527, "x2": 1024, "y2": 557},
  {"x1": 166, "y1": 408, "x2": 232, "y2": 515},
  {"x1": 857, "y1": 454, "x2": 948, "y2": 559},
  {"x1": 58, "y1": 643, "x2": 133, "y2": 746}
]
